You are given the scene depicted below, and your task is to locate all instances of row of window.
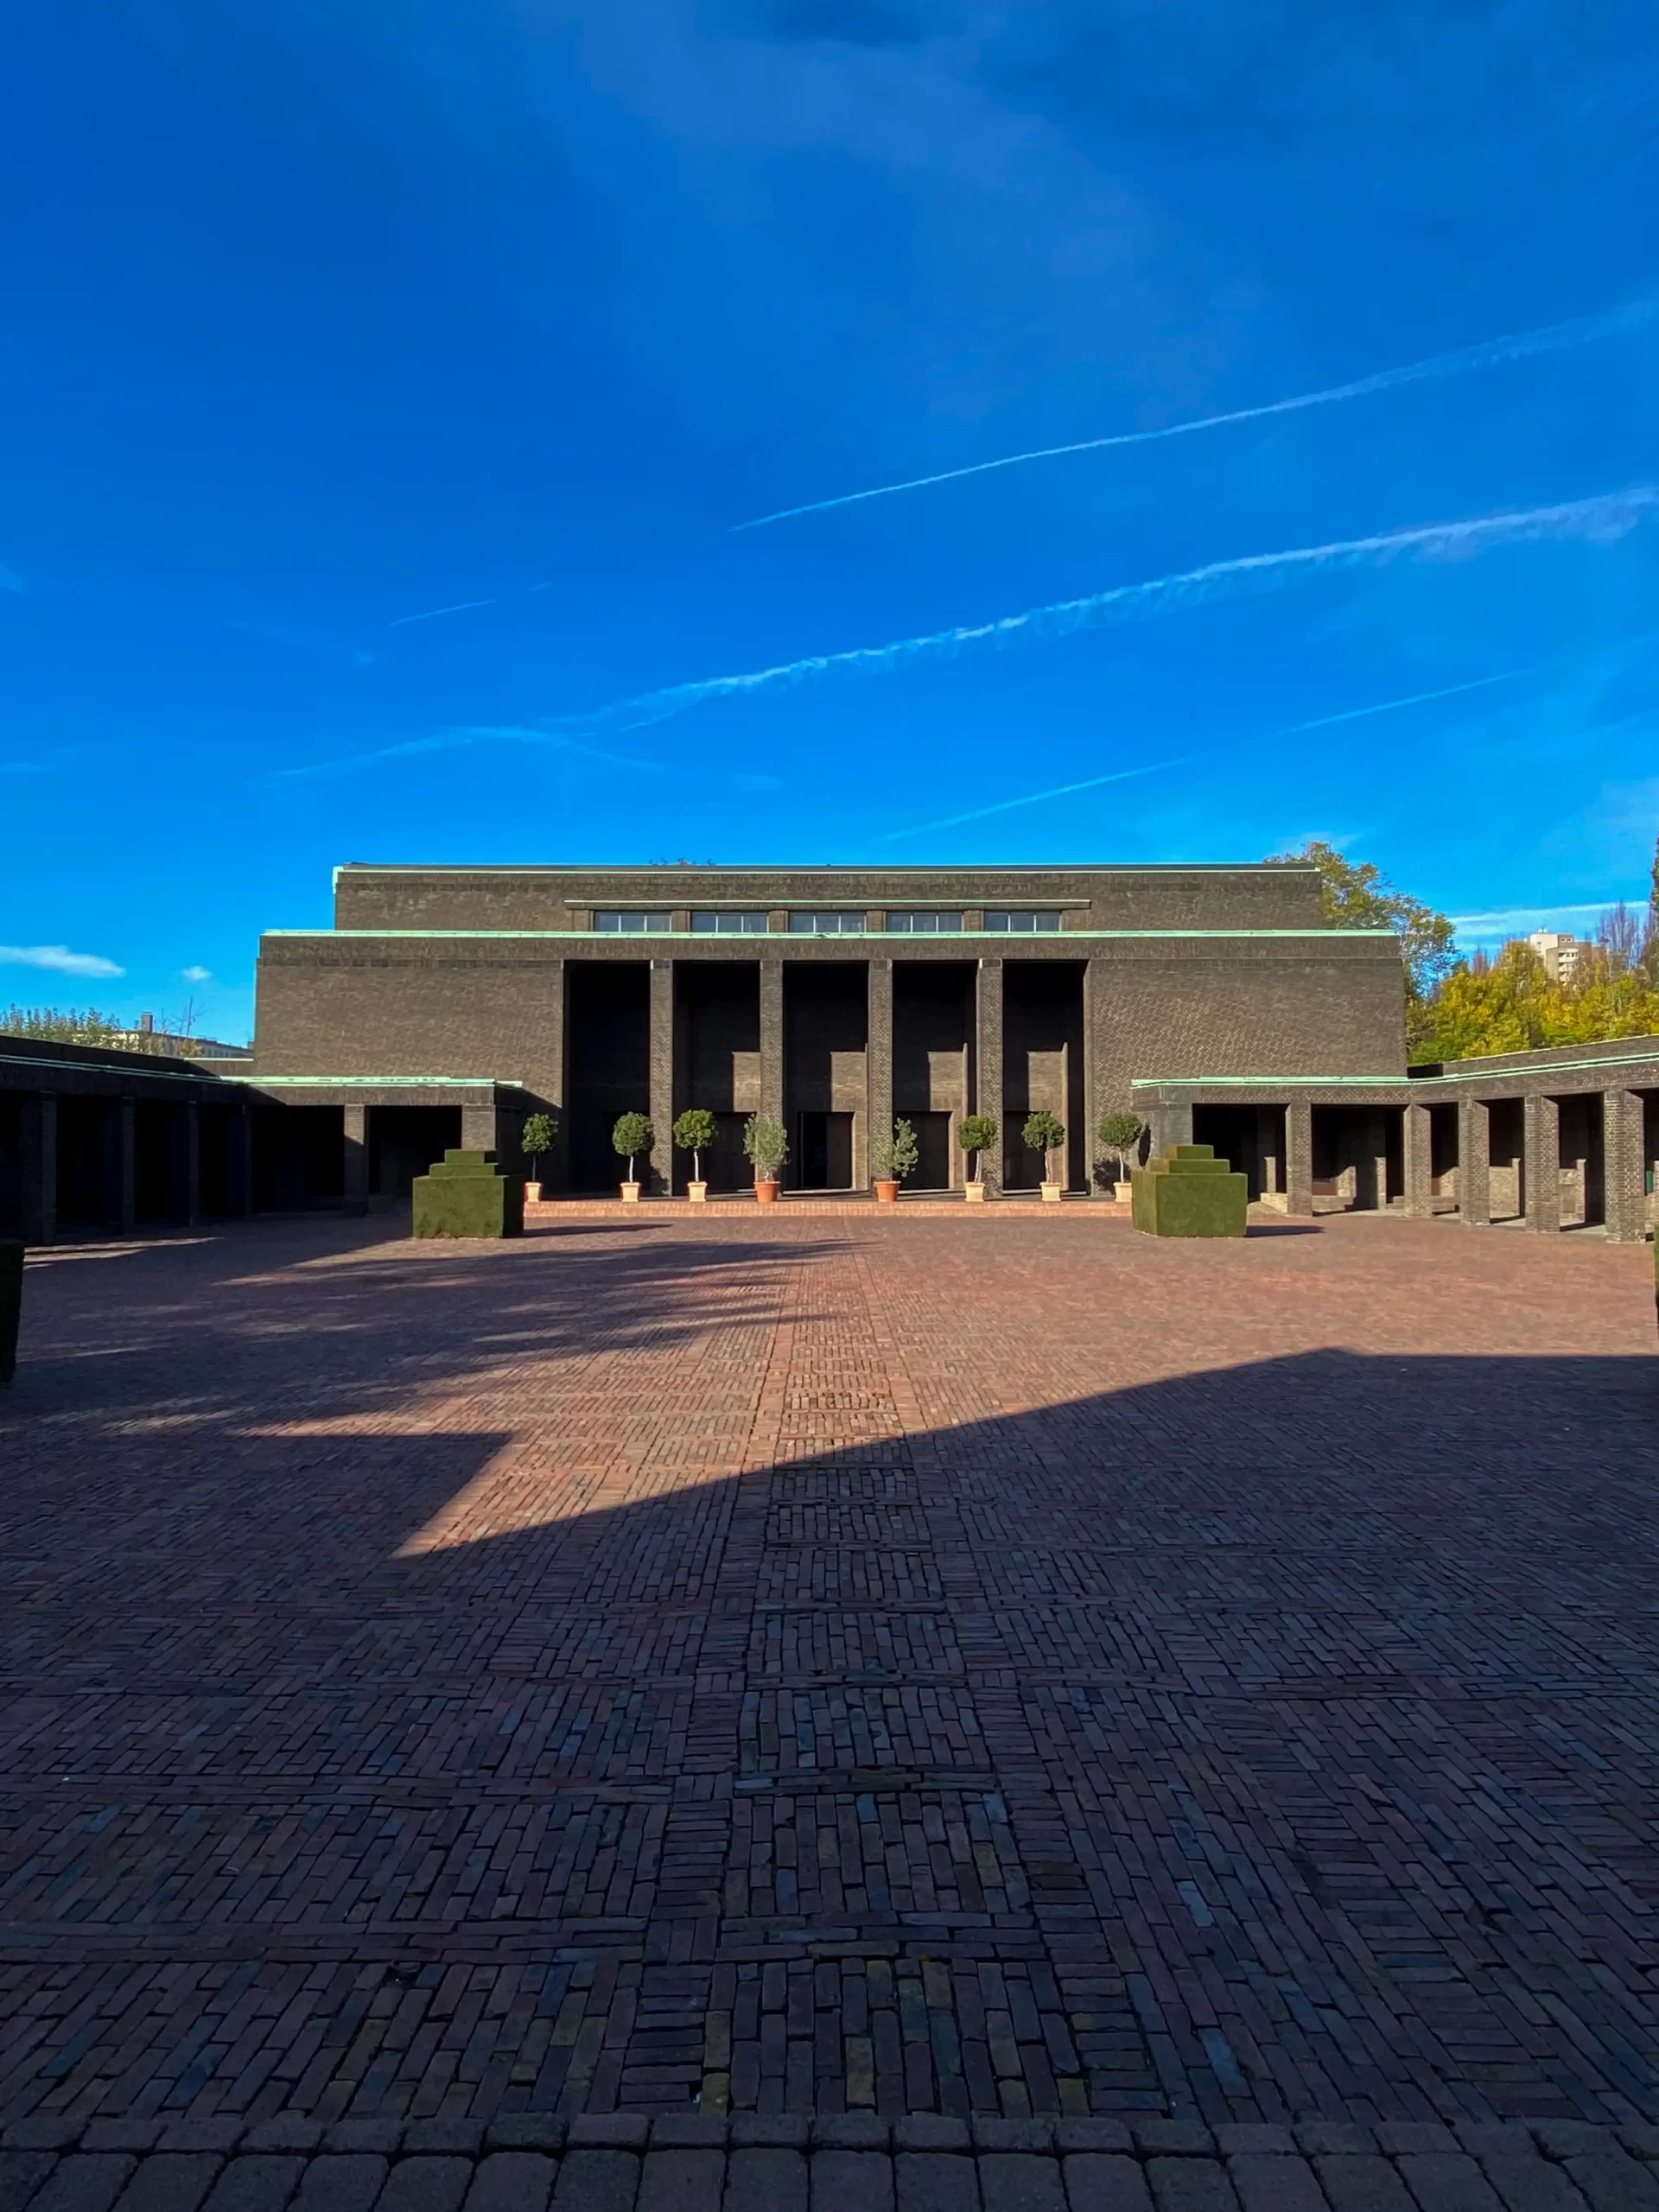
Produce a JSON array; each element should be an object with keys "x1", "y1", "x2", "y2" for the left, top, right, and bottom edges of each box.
[{"x1": 595, "y1": 909, "x2": 1064, "y2": 934}]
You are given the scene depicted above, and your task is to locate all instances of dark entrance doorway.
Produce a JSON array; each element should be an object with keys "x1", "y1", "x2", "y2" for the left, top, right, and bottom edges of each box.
[
  {"x1": 568, "y1": 963, "x2": 650, "y2": 1193},
  {"x1": 796, "y1": 1110, "x2": 853, "y2": 1190},
  {"x1": 909, "y1": 1110, "x2": 951, "y2": 1191}
]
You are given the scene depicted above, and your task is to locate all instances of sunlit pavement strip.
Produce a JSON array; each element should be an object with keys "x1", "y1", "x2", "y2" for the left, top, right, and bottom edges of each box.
[{"x1": 0, "y1": 1209, "x2": 1655, "y2": 2190}]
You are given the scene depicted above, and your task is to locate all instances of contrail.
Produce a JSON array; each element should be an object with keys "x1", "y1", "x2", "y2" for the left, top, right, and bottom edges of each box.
[
  {"x1": 388, "y1": 598, "x2": 499, "y2": 627},
  {"x1": 545, "y1": 491, "x2": 1655, "y2": 740},
  {"x1": 732, "y1": 297, "x2": 1657, "y2": 532},
  {"x1": 268, "y1": 491, "x2": 1652, "y2": 780},
  {"x1": 878, "y1": 671, "x2": 1530, "y2": 842},
  {"x1": 877, "y1": 760, "x2": 1188, "y2": 842},
  {"x1": 265, "y1": 724, "x2": 660, "y2": 785}
]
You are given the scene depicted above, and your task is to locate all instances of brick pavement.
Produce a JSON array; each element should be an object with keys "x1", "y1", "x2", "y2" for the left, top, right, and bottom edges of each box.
[{"x1": 0, "y1": 1209, "x2": 1655, "y2": 2150}]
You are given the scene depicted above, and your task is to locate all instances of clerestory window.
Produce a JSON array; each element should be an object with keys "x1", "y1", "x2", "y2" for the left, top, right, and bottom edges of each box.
[
  {"x1": 787, "y1": 912, "x2": 866, "y2": 935},
  {"x1": 690, "y1": 912, "x2": 770, "y2": 934},
  {"x1": 982, "y1": 911, "x2": 1063, "y2": 933},
  {"x1": 886, "y1": 912, "x2": 963, "y2": 933},
  {"x1": 594, "y1": 911, "x2": 658, "y2": 932}
]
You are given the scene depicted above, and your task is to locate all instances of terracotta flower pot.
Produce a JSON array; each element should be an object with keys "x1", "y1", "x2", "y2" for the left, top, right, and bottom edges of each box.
[
  {"x1": 963, "y1": 1180, "x2": 986, "y2": 1204},
  {"x1": 1040, "y1": 1181, "x2": 1064, "y2": 1204},
  {"x1": 523, "y1": 1180, "x2": 543, "y2": 1205},
  {"x1": 687, "y1": 1181, "x2": 709, "y2": 1203},
  {"x1": 874, "y1": 1179, "x2": 899, "y2": 1204},
  {"x1": 753, "y1": 1179, "x2": 780, "y2": 1205},
  {"x1": 620, "y1": 1182, "x2": 643, "y2": 1205}
]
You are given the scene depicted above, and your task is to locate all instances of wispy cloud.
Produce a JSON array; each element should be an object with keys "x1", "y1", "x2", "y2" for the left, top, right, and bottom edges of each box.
[
  {"x1": 182, "y1": 965, "x2": 212, "y2": 982},
  {"x1": 0, "y1": 563, "x2": 23, "y2": 594},
  {"x1": 878, "y1": 760, "x2": 1184, "y2": 842},
  {"x1": 268, "y1": 491, "x2": 1653, "y2": 783},
  {"x1": 387, "y1": 598, "x2": 499, "y2": 628},
  {"x1": 0, "y1": 944, "x2": 124, "y2": 978},
  {"x1": 733, "y1": 296, "x2": 1658, "y2": 531},
  {"x1": 876, "y1": 670, "x2": 1535, "y2": 842},
  {"x1": 1449, "y1": 902, "x2": 1617, "y2": 927},
  {"x1": 265, "y1": 723, "x2": 661, "y2": 785}
]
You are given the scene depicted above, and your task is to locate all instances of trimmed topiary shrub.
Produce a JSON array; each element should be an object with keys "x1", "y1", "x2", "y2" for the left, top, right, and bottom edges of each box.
[
  {"x1": 613, "y1": 1113, "x2": 654, "y2": 1185},
  {"x1": 743, "y1": 1115, "x2": 789, "y2": 1180},
  {"x1": 957, "y1": 1113, "x2": 997, "y2": 1183},
  {"x1": 1022, "y1": 1109, "x2": 1065, "y2": 1184},
  {"x1": 1098, "y1": 1109, "x2": 1144, "y2": 1182},
  {"x1": 521, "y1": 1111, "x2": 557, "y2": 1185},
  {"x1": 674, "y1": 1108, "x2": 717, "y2": 1182}
]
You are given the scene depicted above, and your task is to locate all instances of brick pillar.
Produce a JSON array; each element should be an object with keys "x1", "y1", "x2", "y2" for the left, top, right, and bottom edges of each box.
[
  {"x1": 343, "y1": 1105, "x2": 370, "y2": 1215},
  {"x1": 975, "y1": 957, "x2": 1003, "y2": 1197},
  {"x1": 1150, "y1": 1099, "x2": 1193, "y2": 1155},
  {"x1": 1523, "y1": 1093, "x2": 1560, "y2": 1233},
  {"x1": 1370, "y1": 1110, "x2": 1391, "y2": 1211},
  {"x1": 1402, "y1": 1103, "x2": 1432, "y2": 1218},
  {"x1": 1603, "y1": 1087, "x2": 1646, "y2": 1244},
  {"x1": 867, "y1": 957, "x2": 893, "y2": 1192},
  {"x1": 545, "y1": 956, "x2": 569, "y2": 1195},
  {"x1": 1083, "y1": 957, "x2": 1105, "y2": 1196},
  {"x1": 1458, "y1": 1097, "x2": 1491, "y2": 1226},
  {"x1": 1255, "y1": 1105, "x2": 1285, "y2": 1202},
  {"x1": 1285, "y1": 1099, "x2": 1313, "y2": 1217},
  {"x1": 166, "y1": 1100, "x2": 200, "y2": 1227},
  {"x1": 21, "y1": 1091, "x2": 57, "y2": 1246},
  {"x1": 229, "y1": 1099, "x2": 254, "y2": 1218},
  {"x1": 105, "y1": 1096, "x2": 137, "y2": 1234},
  {"x1": 648, "y1": 958, "x2": 675, "y2": 1195},
  {"x1": 461, "y1": 1103, "x2": 498, "y2": 1154},
  {"x1": 760, "y1": 958, "x2": 785, "y2": 1126}
]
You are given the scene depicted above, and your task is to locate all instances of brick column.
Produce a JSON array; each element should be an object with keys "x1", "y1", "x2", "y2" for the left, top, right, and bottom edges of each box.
[
  {"x1": 975, "y1": 957, "x2": 1003, "y2": 1197},
  {"x1": 1523, "y1": 1093, "x2": 1560, "y2": 1233},
  {"x1": 760, "y1": 957, "x2": 785, "y2": 1125},
  {"x1": 105, "y1": 1096, "x2": 136, "y2": 1233},
  {"x1": 1083, "y1": 957, "x2": 1105, "y2": 1196},
  {"x1": 1285, "y1": 1099, "x2": 1313, "y2": 1217},
  {"x1": 867, "y1": 957, "x2": 893, "y2": 1191},
  {"x1": 167, "y1": 1100, "x2": 200, "y2": 1226},
  {"x1": 20, "y1": 1091, "x2": 56, "y2": 1246},
  {"x1": 1149, "y1": 1099, "x2": 1193, "y2": 1155},
  {"x1": 1255, "y1": 1105, "x2": 1285, "y2": 1203},
  {"x1": 1370, "y1": 1110, "x2": 1391, "y2": 1211},
  {"x1": 343, "y1": 1106, "x2": 370, "y2": 1214},
  {"x1": 1402, "y1": 1103, "x2": 1432, "y2": 1218},
  {"x1": 229, "y1": 1099, "x2": 255, "y2": 1217},
  {"x1": 461, "y1": 1103, "x2": 498, "y2": 1154},
  {"x1": 1603, "y1": 1087, "x2": 1646, "y2": 1244},
  {"x1": 545, "y1": 956, "x2": 569, "y2": 1195},
  {"x1": 650, "y1": 958, "x2": 675, "y2": 1195},
  {"x1": 1458, "y1": 1096, "x2": 1491, "y2": 1226}
]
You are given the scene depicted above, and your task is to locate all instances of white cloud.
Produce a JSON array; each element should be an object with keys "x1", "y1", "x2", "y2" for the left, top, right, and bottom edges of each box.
[
  {"x1": 182, "y1": 964, "x2": 213, "y2": 982},
  {"x1": 0, "y1": 944, "x2": 124, "y2": 979}
]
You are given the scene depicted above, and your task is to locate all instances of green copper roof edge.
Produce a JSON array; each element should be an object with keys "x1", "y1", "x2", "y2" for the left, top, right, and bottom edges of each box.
[
  {"x1": 248, "y1": 1075, "x2": 514, "y2": 1087},
  {"x1": 1132, "y1": 1074, "x2": 1408, "y2": 1089},
  {"x1": 264, "y1": 926, "x2": 1395, "y2": 943},
  {"x1": 1135, "y1": 1044, "x2": 1659, "y2": 1088},
  {"x1": 333, "y1": 862, "x2": 1321, "y2": 875}
]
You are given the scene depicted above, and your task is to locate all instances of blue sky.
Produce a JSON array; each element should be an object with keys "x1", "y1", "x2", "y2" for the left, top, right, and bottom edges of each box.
[{"x1": 3, "y1": 0, "x2": 1657, "y2": 1043}]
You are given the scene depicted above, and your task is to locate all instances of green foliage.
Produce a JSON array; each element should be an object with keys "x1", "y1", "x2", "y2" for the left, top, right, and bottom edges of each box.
[
  {"x1": 957, "y1": 1112, "x2": 997, "y2": 1175},
  {"x1": 870, "y1": 1116, "x2": 920, "y2": 1182},
  {"x1": 612, "y1": 1112, "x2": 653, "y2": 1179},
  {"x1": 742, "y1": 1114, "x2": 789, "y2": 1177},
  {"x1": 1023, "y1": 1110, "x2": 1065, "y2": 1180},
  {"x1": 520, "y1": 1111, "x2": 557, "y2": 1164},
  {"x1": 673, "y1": 1108, "x2": 717, "y2": 1179},
  {"x1": 1415, "y1": 936, "x2": 1659, "y2": 1063},
  {"x1": 1098, "y1": 1109, "x2": 1143, "y2": 1176}
]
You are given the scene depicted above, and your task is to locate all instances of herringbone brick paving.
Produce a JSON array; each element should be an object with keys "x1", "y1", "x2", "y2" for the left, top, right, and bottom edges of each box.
[{"x1": 0, "y1": 1210, "x2": 1655, "y2": 2138}]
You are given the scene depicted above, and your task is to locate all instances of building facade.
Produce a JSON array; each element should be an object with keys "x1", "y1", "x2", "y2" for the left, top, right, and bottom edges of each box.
[
  {"x1": 240, "y1": 860, "x2": 1405, "y2": 1198},
  {"x1": 3, "y1": 861, "x2": 1655, "y2": 1241}
]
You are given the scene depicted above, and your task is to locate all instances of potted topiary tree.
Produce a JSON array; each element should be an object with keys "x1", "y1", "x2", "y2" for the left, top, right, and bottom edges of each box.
[
  {"x1": 869, "y1": 1116, "x2": 918, "y2": 1203},
  {"x1": 1023, "y1": 1109, "x2": 1066, "y2": 1202},
  {"x1": 1098, "y1": 1109, "x2": 1145, "y2": 1203},
  {"x1": 612, "y1": 1111, "x2": 653, "y2": 1203},
  {"x1": 743, "y1": 1114, "x2": 789, "y2": 1203},
  {"x1": 957, "y1": 1112, "x2": 997, "y2": 1203},
  {"x1": 674, "y1": 1108, "x2": 717, "y2": 1202},
  {"x1": 520, "y1": 1110, "x2": 557, "y2": 1204}
]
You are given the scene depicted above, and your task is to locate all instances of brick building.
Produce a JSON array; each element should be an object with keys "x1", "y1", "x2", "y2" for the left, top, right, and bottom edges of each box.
[{"x1": 3, "y1": 860, "x2": 1656, "y2": 1238}]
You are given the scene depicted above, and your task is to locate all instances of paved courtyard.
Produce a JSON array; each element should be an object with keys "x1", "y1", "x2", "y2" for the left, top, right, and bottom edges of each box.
[{"x1": 1, "y1": 1206, "x2": 1656, "y2": 2156}]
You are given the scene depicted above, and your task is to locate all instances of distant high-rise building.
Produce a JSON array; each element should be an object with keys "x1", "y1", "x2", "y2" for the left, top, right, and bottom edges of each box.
[{"x1": 1527, "y1": 930, "x2": 1585, "y2": 983}]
